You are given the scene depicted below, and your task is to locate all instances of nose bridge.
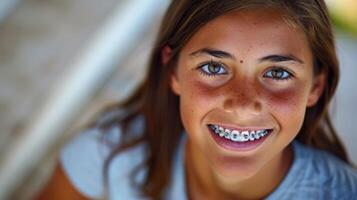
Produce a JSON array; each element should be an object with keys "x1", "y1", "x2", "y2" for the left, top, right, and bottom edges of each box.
[{"x1": 223, "y1": 76, "x2": 261, "y2": 114}]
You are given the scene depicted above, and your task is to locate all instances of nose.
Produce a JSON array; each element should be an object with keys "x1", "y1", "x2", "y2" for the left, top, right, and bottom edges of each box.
[{"x1": 222, "y1": 77, "x2": 262, "y2": 116}]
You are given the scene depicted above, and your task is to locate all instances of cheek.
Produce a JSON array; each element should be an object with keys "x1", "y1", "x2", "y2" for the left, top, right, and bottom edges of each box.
[
  {"x1": 180, "y1": 79, "x2": 219, "y2": 127},
  {"x1": 268, "y1": 87, "x2": 302, "y2": 112},
  {"x1": 180, "y1": 80, "x2": 215, "y2": 113},
  {"x1": 264, "y1": 84, "x2": 310, "y2": 131}
]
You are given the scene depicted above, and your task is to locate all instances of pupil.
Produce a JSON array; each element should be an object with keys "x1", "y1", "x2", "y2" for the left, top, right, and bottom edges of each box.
[
  {"x1": 209, "y1": 64, "x2": 219, "y2": 73},
  {"x1": 273, "y1": 70, "x2": 283, "y2": 77}
]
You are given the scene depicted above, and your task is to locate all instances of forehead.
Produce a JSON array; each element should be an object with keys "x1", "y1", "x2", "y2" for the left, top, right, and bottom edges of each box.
[{"x1": 182, "y1": 8, "x2": 311, "y2": 61}]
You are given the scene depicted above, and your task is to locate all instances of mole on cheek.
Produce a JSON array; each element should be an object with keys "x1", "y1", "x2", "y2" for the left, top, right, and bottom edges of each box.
[{"x1": 240, "y1": 60, "x2": 244, "y2": 64}]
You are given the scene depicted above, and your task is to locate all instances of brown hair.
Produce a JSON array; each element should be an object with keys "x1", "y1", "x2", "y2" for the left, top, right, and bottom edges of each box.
[{"x1": 92, "y1": 0, "x2": 349, "y2": 199}]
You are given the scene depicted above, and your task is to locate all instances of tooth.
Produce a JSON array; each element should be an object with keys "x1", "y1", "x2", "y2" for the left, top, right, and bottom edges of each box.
[
  {"x1": 230, "y1": 130, "x2": 240, "y2": 141},
  {"x1": 218, "y1": 127, "x2": 225, "y2": 137},
  {"x1": 241, "y1": 131, "x2": 249, "y2": 142},
  {"x1": 263, "y1": 129, "x2": 268, "y2": 135},
  {"x1": 254, "y1": 131, "x2": 261, "y2": 139},
  {"x1": 214, "y1": 127, "x2": 220, "y2": 134},
  {"x1": 237, "y1": 134, "x2": 245, "y2": 142},
  {"x1": 256, "y1": 130, "x2": 263, "y2": 137},
  {"x1": 249, "y1": 131, "x2": 256, "y2": 141},
  {"x1": 214, "y1": 125, "x2": 219, "y2": 129},
  {"x1": 260, "y1": 130, "x2": 267, "y2": 136},
  {"x1": 224, "y1": 129, "x2": 231, "y2": 139}
]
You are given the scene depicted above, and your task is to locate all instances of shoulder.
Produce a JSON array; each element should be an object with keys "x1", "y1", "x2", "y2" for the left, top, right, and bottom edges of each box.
[
  {"x1": 59, "y1": 112, "x2": 146, "y2": 199},
  {"x1": 293, "y1": 141, "x2": 357, "y2": 198},
  {"x1": 59, "y1": 126, "x2": 118, "y2": 199}
]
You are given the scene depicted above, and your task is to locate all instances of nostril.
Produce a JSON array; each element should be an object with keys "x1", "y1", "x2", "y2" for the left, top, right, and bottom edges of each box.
[
  {"x1": 253, "y1": 101, "x2": 263, "y2": 113},
  {"x1": 223, "y1": 99, "x2": 234, "y2": 110}
]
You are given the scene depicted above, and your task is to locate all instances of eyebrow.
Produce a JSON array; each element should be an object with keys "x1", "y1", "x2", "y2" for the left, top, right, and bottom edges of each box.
[
  {"x1": 258, "y1": 54, "x2": 304, "y2": 64},
  {"x1": 189, "y1": 48, "x2": 236, "y2": 60},
  {"x1": 189, "y1": 48, "x2": 304, "y2": 64}
]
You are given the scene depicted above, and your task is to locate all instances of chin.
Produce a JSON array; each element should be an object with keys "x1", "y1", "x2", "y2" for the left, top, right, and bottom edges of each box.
[{"x1": 210, "y1": 153, "x2": 264, "y2": 182}]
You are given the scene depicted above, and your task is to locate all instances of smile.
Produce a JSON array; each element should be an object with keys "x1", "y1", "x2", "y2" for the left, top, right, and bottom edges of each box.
[{"x1": 208, "y1": 124, "x2": 271, "y2": 143}]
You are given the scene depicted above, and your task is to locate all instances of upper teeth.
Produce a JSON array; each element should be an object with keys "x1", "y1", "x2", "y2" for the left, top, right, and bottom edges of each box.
[{"x1": 209, "y1": 125, "x2": 269, "y2": 142}]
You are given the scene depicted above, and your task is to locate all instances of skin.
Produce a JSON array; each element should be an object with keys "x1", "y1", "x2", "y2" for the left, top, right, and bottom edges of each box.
[
  {"x1": 166, "y1": 8, "x2": 326, "y2": 200},
  {"x1": 35, "y1": 163, "x2": 87, "y2": 200}
]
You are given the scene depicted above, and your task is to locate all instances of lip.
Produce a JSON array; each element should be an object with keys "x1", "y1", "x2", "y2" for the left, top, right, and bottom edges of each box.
[{"x1": 208, "y1": 125, "x2": 272, "y2": 152}]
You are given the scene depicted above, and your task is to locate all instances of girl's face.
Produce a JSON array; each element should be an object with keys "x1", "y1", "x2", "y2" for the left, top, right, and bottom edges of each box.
[{"x1": 170, "y1": 9, "x2": 325, "y2": 181}]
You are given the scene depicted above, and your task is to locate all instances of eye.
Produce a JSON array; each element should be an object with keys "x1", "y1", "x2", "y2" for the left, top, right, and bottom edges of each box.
[
  {"x1": 198, "y1": 61, "x2": 227, "y2": 76},
  {"x1": 264, "y1": 67, "x2": 293, "y2": 80}
]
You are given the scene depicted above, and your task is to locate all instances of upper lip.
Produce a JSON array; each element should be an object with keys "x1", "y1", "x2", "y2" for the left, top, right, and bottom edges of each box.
[{"x1": 208, "y1": 123, "x2": 273, "y2": 131}]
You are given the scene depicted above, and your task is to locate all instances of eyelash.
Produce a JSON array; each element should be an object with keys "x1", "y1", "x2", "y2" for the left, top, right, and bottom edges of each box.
[
  {"x1": 196, "y1": 61, "x2": 294, "y2": 81},
  {"x1": 197, "y1": 60, "x2": 227, "y2": 76},
  {"x1": 263, "y1": 67, "x2": 294, "y2": 81}
]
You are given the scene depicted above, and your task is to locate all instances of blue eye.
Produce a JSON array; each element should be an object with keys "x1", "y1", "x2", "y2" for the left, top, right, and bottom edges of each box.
[
  {"x1": 264, "y1": 68, "x2": 292, "y2": 80},
  {"x1": 199, "y1": 61, "x2": 227, "y2": 76}
]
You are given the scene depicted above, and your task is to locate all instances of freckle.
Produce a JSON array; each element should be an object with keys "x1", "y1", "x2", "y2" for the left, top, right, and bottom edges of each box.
[{"x1": 240, "y1": 60, "x2": 244, "y2": 64}]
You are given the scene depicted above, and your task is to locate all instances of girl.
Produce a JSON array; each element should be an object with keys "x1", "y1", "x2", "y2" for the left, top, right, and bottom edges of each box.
[{"x1": 38, "y1": 0, "x2": 357, "y2": 199}]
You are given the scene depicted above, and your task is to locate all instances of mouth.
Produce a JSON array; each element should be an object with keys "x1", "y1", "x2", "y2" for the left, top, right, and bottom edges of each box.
[{"x1": 207, "y1": 124, "x2": 273, "y2": 152}]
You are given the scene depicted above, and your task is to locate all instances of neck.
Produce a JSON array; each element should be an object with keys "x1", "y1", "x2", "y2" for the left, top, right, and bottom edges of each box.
[{"x1": 184, "y1": 140, "x2": 293, "y2": 200}]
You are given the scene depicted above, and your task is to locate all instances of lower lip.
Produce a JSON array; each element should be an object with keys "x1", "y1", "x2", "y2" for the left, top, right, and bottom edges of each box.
[{"x1": 208, "y1": 127, "x2": 271, "y2": 152}]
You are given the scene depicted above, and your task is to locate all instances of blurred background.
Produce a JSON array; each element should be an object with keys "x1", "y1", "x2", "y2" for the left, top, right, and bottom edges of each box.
[{"x1": 0, "y1": 0, "x2": 356, "y2": 199}]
